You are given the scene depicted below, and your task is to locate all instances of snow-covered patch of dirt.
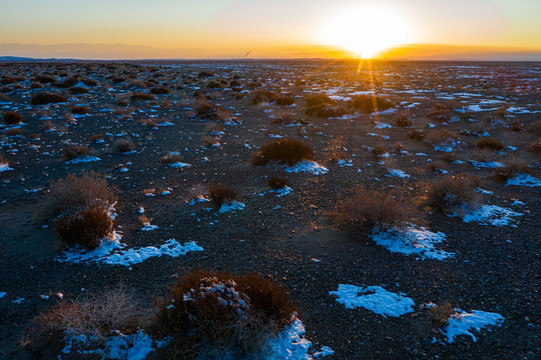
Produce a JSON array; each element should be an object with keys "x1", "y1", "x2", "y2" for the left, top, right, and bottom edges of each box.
[
  {"x1": 329, "y1": 285, "x2": 415, "y2": 318},
  {"x1": 370, "y1": 226, "x2": 453, "y2": 260},
  {"x1": 56, "y1": 236, "x2": 203, "y2": 266},
  {"x1": 168, "y1": 162, "x2": 191, "y2": 169},
  {"x1": 285, "y1": 160, "x2": 328, "y2": 175},
  {"x1": 65, "y1": 156, "x2": 101, "y2": 164},
  {"x1": 460, "y1": 204, "x2": 523, "y2": 227},
  {"x1": 386, "y1": 169, "x2": 410, "y2": 178},
  {"x1": 0, "y1": 163, "x2": 13, "y2": 172},
  {"x1": 219, "y1": 200, "x2": 245, "y2": 213},
  {"x1": 441, "y1": 309, "x2": 505, "y2": 343},
  {"x1": 506, "y1": 174, "x2": 541, "y2": 187}
]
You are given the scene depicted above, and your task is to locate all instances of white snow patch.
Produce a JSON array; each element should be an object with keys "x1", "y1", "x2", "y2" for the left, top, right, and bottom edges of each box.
[
  {"x1": 168, "y1": 162, "x2": 191, "y2": 169},
  {"x1": 386, "y1": 169, "x2": 410, "y2": 178},
  {"x1": 506, "y1": 174, "x2": 541, "y2": 187},
  {"x1": 329, "y1": 284, "x2": 415, "y2": 318},
  {"x1": 336, "y1": 159, "x2": 352, "y2": 167},
  {"x1": 286, "y1": 160, "x2": 328, "y2": 175},
  {"x1": 0, "y1": 292, "x2": 5, "y2": 298},
  {"x1": 370, "y1": 226, "x2": 453, "y2": 260},
  {"x1": 0, "y1": 163, "x2": 13, "y2": 172},
  {"x1": 461, "y1": 205, "x2": 522, "y2": 227},
  {"x1": 469, "y1": 160, "x2": 504, "y2": 169},
  {"x1": 219, "y1": 200, "x2": 245, "y2": 213},
  {"x1": 442, "y1": 309, "x2": 504, "y2": 343},
  {"x1": 65, "y1": 156, "x2": 101, "y2": 164},
  {"x1": 140, "y1": 223, "x2": 159, "y2": 231},
  {"x1": 189, "y1": 196, "x2": 210, "y2": 205},
  {"x1": 270, "y1": 186, "x2": 293, "y2": 197}
]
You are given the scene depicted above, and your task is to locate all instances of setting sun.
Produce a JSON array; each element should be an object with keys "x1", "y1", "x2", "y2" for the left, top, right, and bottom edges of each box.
[{"x1": 318, "y1": 4, "x2": 413, "y2": 58}]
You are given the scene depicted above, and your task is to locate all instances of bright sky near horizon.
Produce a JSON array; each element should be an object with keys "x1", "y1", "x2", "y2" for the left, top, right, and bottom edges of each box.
[{"x1": 1, "y1": 0, "x2": 540, "y2": 58}]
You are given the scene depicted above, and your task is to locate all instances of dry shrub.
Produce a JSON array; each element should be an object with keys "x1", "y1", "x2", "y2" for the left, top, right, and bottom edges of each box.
[
  {"x1": 54, "y1": 204, "x2": 115, "y2": 249},
  {"x1": 205, "y1": 122, "x2": 223, "y2": 135},
  {"x1": 69, "y1": 86, "x2": 88, "y2": 94},
  {"x1": 3, "y1": 111, "x2": 22, "y2": 124},
  {"x1": 137, "y1": 118, "x2": 157, "y2": 128},
  {"x1": 64, "y1": 144, "x2": 89, "y2": 161},
  {"x1": 305, "y1": 103, "x2": 346, "y2": 118},
  {"x1": 424, "y1": 174, "x2": 480, "y2": 214},
  {"x1": 268, "y1": 176, "x2": 288, "y2": 190},
  {"x1": 31, "y1": 92, "x2": 68, "y2": 105},
  {"x1": 4, "y1": 128, "x2": 25, "y2": 136},
  {"x1": 49, "y1": 172, "x2": 116, "y2": 216},
  {"x1": 427, "y1": 129, "x2": 457, "y2": 145},
  {"x1": 427, "y1": 108, "x2": 452, "y2": 122},
  {"x1": 160, "y1": 153, "x2": 183, "y2": 164},
  {"x1": 150, "y1": 86, "x2": 170, "y2": 94},
  {"x1": 331, "y1": 186, "x2": 416, "y2": 232},
  {"x1": 70, "y1": 106, "x2": 89, "y2": 115},
  {"x1": 305, "y1": 93, "x2": 334, "y2": 107},
  {"x1": 35, "y1": 285, "x2": 138, "y2": 338},
  {"x1": 208, "y1": 183, "x2": 237, "y2": 207},
  {"x1": 477, "y1": 138, "x2": 504, "y2": 151},
  {"x1": 528, "y1": 120, "x2": 541, "y2": 136},
  {"x1": 395, "y1": 114, "x2": 413, "y2": 127},
  {"x1": 196, "y1": 101, "x2": 224, "y2": 120},
  {"x1": 251, "y1": 139, "x2": 314, "y2": 166},
  {"x1": 0, "y1": 93, "x2": 12, "y2": 102},
  {"x1": 130, "y1": 93, "x2": 155, "y2": 102},
  {"x1": 275, "y1": 95, "x2": 295, "y2": 106},
  {"x1": 526, "y1": 141, "x2": 541, "y2": 153},
  {"x1": 40, "y1": 120, "x2": 56, "y2": 131},
  {"x1": 207, "y1": 81, "x2": 221, "y2": 89},
  {"x1": 426, "y1": 160, "x2": 447, "y2": 173},
  {"x1": 154, "y1": 270, "x2": 296, "y2": 359},
  {"x1": 428, "y1": 302, "x2": 456, "y2": 328},
  {"x1": 350, "y1": 94, "x2": 394, "y2": 113},
  {"x1": 371, "y1": 144, "x2": 386, "y2": 159},
  {"x1": 115, "y1": 139, "x2": 135, "y2": 153},
  {"x1": 271, "y1": 110, "x2": 296, "y2": 126},
  {"x1": 90, "y1": 133, "x2": 104, "y2": 143},
  {"x1": 408, "y1": 129, "x2": 425, "y2": 140},
  {"x1": 200, "y1": 135, "x2": 220, "y2": 146},
  {"x1": 35, "y1": 75, "x2": 57, "y2": 84},
  {"x1": 251, "y1": 89, "x2": 278, "y2": 105},
  {"x1": 493, "y1": 159, "x2": 530, "y2": 182}
]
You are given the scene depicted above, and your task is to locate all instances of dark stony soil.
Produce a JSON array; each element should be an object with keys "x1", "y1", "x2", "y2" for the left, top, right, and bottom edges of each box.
[{"x1": 0, "y1": 60, "x2": 539, "y2": 359}]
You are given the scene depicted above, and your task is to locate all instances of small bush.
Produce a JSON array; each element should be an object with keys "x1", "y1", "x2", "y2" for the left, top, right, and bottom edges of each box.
[
  {"x1": 69, "y1": 86, "x2": 89, "y2": 94},
  {"x1": 160, "y1": 153, "x2": 183, "y2": 164},
  {"x1": 130, "y1": 93, "x2": 155, "y2": 102},
  {"x1": 54, "y1": 204, "x2": 114, "y2": 249},
  {"x1": 395, "y1": 114, "x2": 413, "y2": 127},
  {"x1": 208, "y1": 183, "x2": 237, "y2": 207},
  {"x1": 275, "y1": 95, "x2": 295, "y2": 106},
  {"x1": 428, "y1": 302, "x2": 456, "y2": 328},
  {"x1": 3, "y1": 111, "x2": 22, "y2": 124},
  {"x1": 150, "y1": 86, "x2": 170, "y2": 94},
  {"x1": 31, "y1": 92, "x2": 68, "y2": 105},
  {"x1": 200, "y1": 135, "x2": 220, "y2": 146},
  {"x1": 70, "y1": 106, "x2": 89, "y2": 115},
  {"x1": 4, "y1": 128, "x2": 25, "y2": 136},
  {"x1": 207, "y1": 81, "x2": 221, "y2": 89},
  {"x1": 35, "y1": 75, "x2": 56, "y2": 84},
  {"x1": 427, "y1": 108, "x2": 452, "y2": 122},
  {"x1": 90, "y1": 134, "x2": 104, "y2": 143},
  {"x1": 528, "y1": 120, "x2": 541, "y2": 136},
  {"x1": 251, "y1": 139, "x2": 314, "y2": 166},
  {"x1": 154, "y1": 270, "x2": 296, "y2": 359},
  {"x1": 305, "y1": 103, "x2": 346, "y2": 118},
  {"x1": 424, "y1": 174, "x2": 480, "y2": 214},
  {"x1": 526, "y1": 141, "x2": 541, "y2": 153},
  {"x1": 268, "y1": 176, "x2": 288, "y2": 190},
  {"x1": 305, "y1": 94, "x2": 334, "y2": 107},
  {"x1": 371, "y1": 144, "x2": 386, "y2": 159},
  {"x1": 35, "y1": 286, "x2": 138, "y2": 338},
  {"x1": 196, "y1": 101, "x2": 224, "y2": 120},
  {"x1": 350, "y1": 94, "x2": 394, "y2": 113},
  {"x1": 64, "y1": 144, "x2": 89, "y2": 161},
  {"x1": 331, "y1": 186, "x2": 415, "y2": 231},
  {"x1": 477, "y1": 138, "x2": 504, "y2": 151},
  {"x1": 49, "y1": 172, "x2": 116, "y2": 216},
  {"x1": 426, "y1": 160, "x2": 447, "y2": 173},
  {"x1": 427, "y1": 129, "x2": 457, "y2": 145},
  {"x1": 493, "y1": 160, "x2": 530, "y2": 182},
  {"x1": 115, "y1": 139, "x2": 135, "y2": 153},
  {"x1": 407, "y1": 129, "x2": 425, "y2": 140}
]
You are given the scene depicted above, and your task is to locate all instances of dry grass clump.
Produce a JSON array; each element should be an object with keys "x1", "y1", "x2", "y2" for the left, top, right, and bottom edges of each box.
[
  {"x1": 54, "y1": 204, "x2": 115, "y2": 250},
  {"x1": 477, "y1": 138, "x2": 504, "y2": 151},
  {"x1": 528, "y1": 120, "x2": 541, "y2": 136},
  {"x1": 137, "y1": 118, "x2": 157, "y2": 128},
  {"x1": 250, "y1": 139, "x2": 314, "y2": 166},
  {"x1": 205, "y1": 122, "x2": 223, "y2": 135},
  {"x1": 350, "y1": 94, "x2": 394, "y2": 113},
  {"x1": 251, "y1": 89, "x2": 278, "y2": 105},
  {"x1": 526, "y1": 141, "x2": 541, "y2": 153},
  {"x1": 31, "y1": 92, "x2": 68, "y2": 105},
  {"x1": 3, "y1": 111, "x2": 22, "y2": 124},
  {"x1": 208, "y1": 183, "x2": 237, "y2": 207},
  {"x1": 114, "y1": 139, "x2": 135, "y2": 153},
  {"x1": 305, "y1": 103, "x2": 346, "y2": 118},
  {"x1": 48, "y1": 172, "x2": 116, "y2": 217},
  {"x1": 150, "y1": 86, "x2": 170, "y2": 94},
  {"x1": 408, "y1": 129, "x2": 425, "y2": 140},
  {"x1": 130, "y1": 93, "x2": 155, "y2": 102},
  {"x1": 4, "y1": 128, "x2": 25, "y2": 136},
  {"x1": 64, "y1": 144, "x2": 89, "y2": 161},
  {"x1": 424, "y1": 174, "x2": 480, "y2": 214},
  {"x1": 271, "y1": 110, "x2": 296, "y2": 126},
  {"x1": 195, "y1": 101, "x2": 224, "y2": 120},
  {"x1": 371, "y1": 144, "x2": 387, "y2": 159},
  {"x1": 35, "y1": 75, "x2": 57, "y2": 84},
  {"x1": 274, "y1": 95, "x2": 295, "y2": 106},
  {"x1": 331, "y1": 186, "x2": 416, "y2": 232},
  {"x1": 493, "y1": 159, "x2": 530, "y2": 182},
  {"x1": 268, "y1": 176, "x2": 288, "y2": 190},
  {"x1": 0, "y1": 93, "x2": 12, "y2": 103},
  {"x1": 154, "y1": 270, "x2": 296, "y2": 359},
  {"x1": 35, "y1": 286, "x2": 138, "y2": 338},
  {"x1": 394, "y1": 114, "x2": 413, "y2": 127},
  {"x1": 90, "y1": 133, "x2": 104, "y2": 143},
  {"x1": 426, "y1": 160, "x2": 447, "y2": 173},
  {"x1": 69, "y1": 86, "x2": 89, "y2": 94},
  {"x1": 427, "y1": 129, "x2": 457, "y2": 145},
  {"x1": 427, "y1": 103, "x2": 452, "y2": 122},
  {"x1": 200, "y1": 135, "x2": 220, "y2": 146},
  {"x1": 70, "y1": 106, "x2": 89, "y2": 115},
  {"x1": 428, "y1": 302, "x2": 456, "y2": 328},
  {"x1": 160, "y1": 153, "x2": 183, "y2": 164}
]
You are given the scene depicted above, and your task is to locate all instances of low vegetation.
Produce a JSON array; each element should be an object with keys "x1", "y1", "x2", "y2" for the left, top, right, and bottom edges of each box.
[{"x1": 251, "y1": 139, "x2": 314, "y2": 166}]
